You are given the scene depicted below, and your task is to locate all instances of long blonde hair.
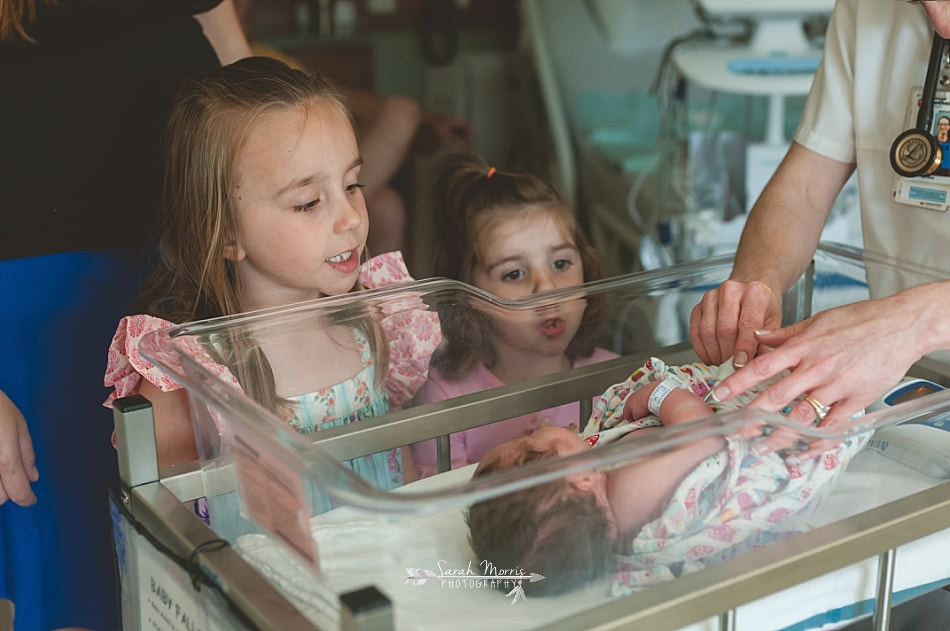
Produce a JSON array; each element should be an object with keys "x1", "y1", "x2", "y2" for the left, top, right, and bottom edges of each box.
[
  {"x1": 134, "y1": 56, "x2": 356, "y2": 322},
  {"x1": 132, "y1": 56, "x2": 385, "y2": 415},
  {"x1": 0, "y1": 0, "x2": 54, "y2": 42}
]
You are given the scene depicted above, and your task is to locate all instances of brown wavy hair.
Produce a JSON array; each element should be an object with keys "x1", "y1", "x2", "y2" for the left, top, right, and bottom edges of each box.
[{"x1": 430, "y1": 150, "x2": 606, "y2": 378}]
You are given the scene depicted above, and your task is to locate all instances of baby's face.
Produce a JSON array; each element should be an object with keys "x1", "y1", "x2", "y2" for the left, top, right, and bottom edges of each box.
[
  {"x1": 478, "y1": 425, "x2": 586, "y2": 473},
  {"x1": 530, "y1": 425, "x2": 587, "y2": 453}
]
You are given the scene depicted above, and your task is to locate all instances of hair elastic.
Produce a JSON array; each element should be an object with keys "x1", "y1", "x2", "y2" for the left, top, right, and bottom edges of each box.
[
  {"x1": 486, "y1": 166, "x2": 497, "y2": 179},
  {"x1": 647, "y1": 377, "x2": 680, "y2": 417}
]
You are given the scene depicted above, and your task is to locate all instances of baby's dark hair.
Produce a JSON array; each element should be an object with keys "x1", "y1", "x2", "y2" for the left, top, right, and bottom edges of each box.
[
  {"x1": 466, "y1": 445, "x2": 613, "y2": 596},
  {"x1": 430, "y1": 150, "x2": 607, "y2": 379}
]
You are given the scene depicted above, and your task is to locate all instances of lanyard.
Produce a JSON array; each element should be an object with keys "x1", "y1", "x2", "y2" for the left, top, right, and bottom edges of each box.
[
  {"x1": 890, "y1": 32, "x2": 950, "y2": 178},
  {"x1": 916, "y1": 33, "x2": 948, "y2": 133}
]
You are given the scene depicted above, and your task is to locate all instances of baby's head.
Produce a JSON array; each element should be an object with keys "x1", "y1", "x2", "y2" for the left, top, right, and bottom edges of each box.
[
  {"x1": 155, "y1": 56, "x2": 360, "y2": 319},
  {"x1": 466, "y1": 426, "x2": 614, "y2": 596}
]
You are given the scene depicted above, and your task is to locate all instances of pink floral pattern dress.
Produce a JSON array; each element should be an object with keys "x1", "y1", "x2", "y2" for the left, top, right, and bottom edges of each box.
[
  {"x1": 104, "y1": 251, "x2": 441, "y2": 491},
  {"x1": 583, "y1": 357, "x2": 869, "y2": 595}
]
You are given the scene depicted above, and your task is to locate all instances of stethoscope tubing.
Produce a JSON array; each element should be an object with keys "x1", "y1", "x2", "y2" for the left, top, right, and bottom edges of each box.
[{"x1": 916, "y1": 32, "x2": 948, "y2": 132}]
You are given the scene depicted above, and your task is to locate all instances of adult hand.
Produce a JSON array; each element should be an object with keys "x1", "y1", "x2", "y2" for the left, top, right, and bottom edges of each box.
[
  {"x1": 689, "y1": 279, "x2": 782, "y2": 367},
  {"x1": 0, "y1": 389, "x2": 39, "y2": 506},
  {"x1": 710, "y1": 290, "x2": 933, "y2": 433}
]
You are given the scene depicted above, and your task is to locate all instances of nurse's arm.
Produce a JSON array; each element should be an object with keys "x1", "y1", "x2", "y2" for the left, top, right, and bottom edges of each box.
[
  {"x1": 731, "y1": 142, "x2": 854, "y2": 294},
  {"x1": 689, "y1": 143, "x2": 855, "y2": 367}
]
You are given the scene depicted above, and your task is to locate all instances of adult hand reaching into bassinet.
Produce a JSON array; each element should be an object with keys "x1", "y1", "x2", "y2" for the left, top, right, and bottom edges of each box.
[
  {"x1": 689, "y1": 279, "x2": 782, "y2": 369},
  {"x1": 709, "y1": 284, "x2": 949, "y2": 433},
  {"x1": 0, "y1": 388, "x2": 39, "y2": 506}
]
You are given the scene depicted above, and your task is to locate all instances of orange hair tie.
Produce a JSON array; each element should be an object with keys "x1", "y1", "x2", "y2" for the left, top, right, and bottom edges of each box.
[{"x1": 486, "y1": 166, "x2": 497, "y2": 179}]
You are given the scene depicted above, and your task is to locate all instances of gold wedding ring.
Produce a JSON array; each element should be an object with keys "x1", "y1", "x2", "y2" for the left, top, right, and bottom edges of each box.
[{"x1": 803, "y1": 395, "x2": 831, "y2": 422}]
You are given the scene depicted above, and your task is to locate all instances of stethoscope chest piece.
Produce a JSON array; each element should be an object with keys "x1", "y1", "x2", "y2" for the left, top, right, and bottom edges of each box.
[
  {"x1": 890, "y1": 33, "x2": 950, "y2": 178},
  {"x1": 891, "y1": 128, "x2": 943, "y2": 177}
]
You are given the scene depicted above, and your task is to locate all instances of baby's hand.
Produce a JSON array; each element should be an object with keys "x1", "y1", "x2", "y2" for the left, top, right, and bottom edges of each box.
[{"x1": 622, "y1": 379, "x2": 714, "y2": 426}]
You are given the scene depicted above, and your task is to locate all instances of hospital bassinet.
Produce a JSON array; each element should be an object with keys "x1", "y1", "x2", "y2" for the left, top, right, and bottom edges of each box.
[{"x1": 111, "y1": 243, "x2": 950, "y2": 631}]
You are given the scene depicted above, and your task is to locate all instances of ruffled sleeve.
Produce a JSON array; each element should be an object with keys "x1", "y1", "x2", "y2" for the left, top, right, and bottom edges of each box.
[
  {"x1": 359, "y1": 250, "x2": 416, "y2": 289},
  {"x1": 360, "y1": 251, "x2": 443, "y2": 409},
  {"x1": 103, "y1": 314, "x2": 242, "y2": 408},
  {"x1": 103, "y1": 314, "x2": 181, "y2": 406}
]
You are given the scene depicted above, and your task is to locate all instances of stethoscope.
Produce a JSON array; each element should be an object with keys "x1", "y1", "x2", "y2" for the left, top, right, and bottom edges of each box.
[{"x1": 891, "y1": 33, "x2": 950, "y2": 177}]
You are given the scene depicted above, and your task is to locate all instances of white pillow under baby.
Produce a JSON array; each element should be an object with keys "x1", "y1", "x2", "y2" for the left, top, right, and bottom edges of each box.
[{"x1": 236, "y1": 451, "x2": 949, "y2": 631}]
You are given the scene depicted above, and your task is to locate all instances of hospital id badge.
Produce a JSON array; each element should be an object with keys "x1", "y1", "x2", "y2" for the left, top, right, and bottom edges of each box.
[{"x1": 893, "y1": 88, "x2": 950, "y2": 211}]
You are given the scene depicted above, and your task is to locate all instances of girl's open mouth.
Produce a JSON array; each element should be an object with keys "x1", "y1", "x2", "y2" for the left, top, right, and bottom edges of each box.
[
  {"x1": 326, "y1": 248, "x2": 359, "y2": 273},
  {"x1": 540, "y1": 317, "x2": 565, "y2": 339}
]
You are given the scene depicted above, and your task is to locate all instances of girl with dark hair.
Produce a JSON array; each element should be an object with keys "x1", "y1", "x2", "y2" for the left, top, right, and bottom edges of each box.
[{"x1": 411, "y1": 151, "x2": 615, "y2": 477}]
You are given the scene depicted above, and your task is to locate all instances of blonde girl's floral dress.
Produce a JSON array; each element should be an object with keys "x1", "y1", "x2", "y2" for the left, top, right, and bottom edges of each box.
[
  {"x1": 104, "y1": 251, "x2": 441, "y2": 496},
  {"x1": 287, "y1": 326, "x2": 402, "y2": 491}
]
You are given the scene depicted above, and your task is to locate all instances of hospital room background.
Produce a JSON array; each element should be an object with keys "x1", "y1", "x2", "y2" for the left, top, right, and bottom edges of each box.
[
  {"x1": 244, "y1": 0, "x2": 861, "y2": 280},
  {"x1": 43, "y1": 2, "x2": 950, "y2": 631}
]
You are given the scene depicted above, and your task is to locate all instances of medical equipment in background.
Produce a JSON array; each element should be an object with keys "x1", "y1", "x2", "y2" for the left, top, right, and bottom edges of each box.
[
  {"x1": 636, "y1": 0, "x2": 860, "y2": 267},
  {"x1": 890, "y1": 34, "x2": 950, "y2": 211},
  {"x1": 662, "y1": 0, "x2": 839, "y2": 261},
  {"x1": 867, "y1": 377, "x2": 950, "y2": 479},
  {"x1": 677, "y1": 0, "x2": 830, "y2": 212}
]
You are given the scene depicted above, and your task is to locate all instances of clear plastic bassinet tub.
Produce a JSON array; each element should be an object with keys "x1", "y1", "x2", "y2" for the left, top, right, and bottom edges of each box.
[{"x1": 123, "y1": 243, "x2": 950, "y2": 631}]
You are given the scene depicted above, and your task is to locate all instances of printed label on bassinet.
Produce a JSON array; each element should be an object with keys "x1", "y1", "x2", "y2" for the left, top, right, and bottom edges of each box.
[
  {"x1": 231, "y1": 426, "x2": 317, "y2": 568},
  {"x1": 135, "y1": 536, "x2": 229, "y2": 631}
]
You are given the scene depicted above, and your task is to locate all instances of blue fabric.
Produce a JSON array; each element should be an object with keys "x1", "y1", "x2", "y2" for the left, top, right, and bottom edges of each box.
[
  {"x1": 0, "y1": 251, "x2": 145, "y2": 631},
  {"x1": 780, "y1": 578, "x2": 950, "y2": 630}
]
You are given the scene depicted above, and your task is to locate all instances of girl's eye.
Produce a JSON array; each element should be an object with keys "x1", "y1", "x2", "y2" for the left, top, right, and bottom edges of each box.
[
  {"x1": 553, "y1": 259, "x2": 573, "y2": 271},
  {"x1": 293, "y1": 199, "x2": 319, "y2": 212},
  {"x1": 345, "y1": 182, "x2": 366, "y2": 194},
  {"x1": 502, "y1": 269, "x2": 525, "y2": 281}
]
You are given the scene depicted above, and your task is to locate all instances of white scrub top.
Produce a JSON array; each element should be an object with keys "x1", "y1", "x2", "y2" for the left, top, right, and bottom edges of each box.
[{"x1": 795, "y1": 0, "x2": 949, "y2": 295}]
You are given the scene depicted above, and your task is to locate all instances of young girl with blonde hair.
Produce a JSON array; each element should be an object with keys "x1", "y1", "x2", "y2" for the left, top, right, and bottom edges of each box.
[
  {"x1": 104, "y1": 57, "x2": 439, "y2": 490},
  {"x1": 2, "y1": 2, "x2": 250, "y2": 628}
]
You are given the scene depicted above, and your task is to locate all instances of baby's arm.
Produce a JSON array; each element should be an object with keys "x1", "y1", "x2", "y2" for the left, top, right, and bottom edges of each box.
[
  {"x1": 612, "y1": 383, "x2": 724, "y2": 531},
  {"x1": 623, "y1": 379, "x2": 714, "y2": 426}
]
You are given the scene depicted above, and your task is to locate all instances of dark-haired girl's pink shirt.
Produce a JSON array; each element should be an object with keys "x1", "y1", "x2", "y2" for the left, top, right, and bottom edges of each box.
[{"x1": 409, "y1": 347, "x2": 617, "y2": 478}]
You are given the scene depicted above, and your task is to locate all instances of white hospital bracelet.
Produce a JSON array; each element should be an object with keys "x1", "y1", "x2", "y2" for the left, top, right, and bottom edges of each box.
[{"x1": 648, "y1": 378, "x2": 679, "y2": 416}]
